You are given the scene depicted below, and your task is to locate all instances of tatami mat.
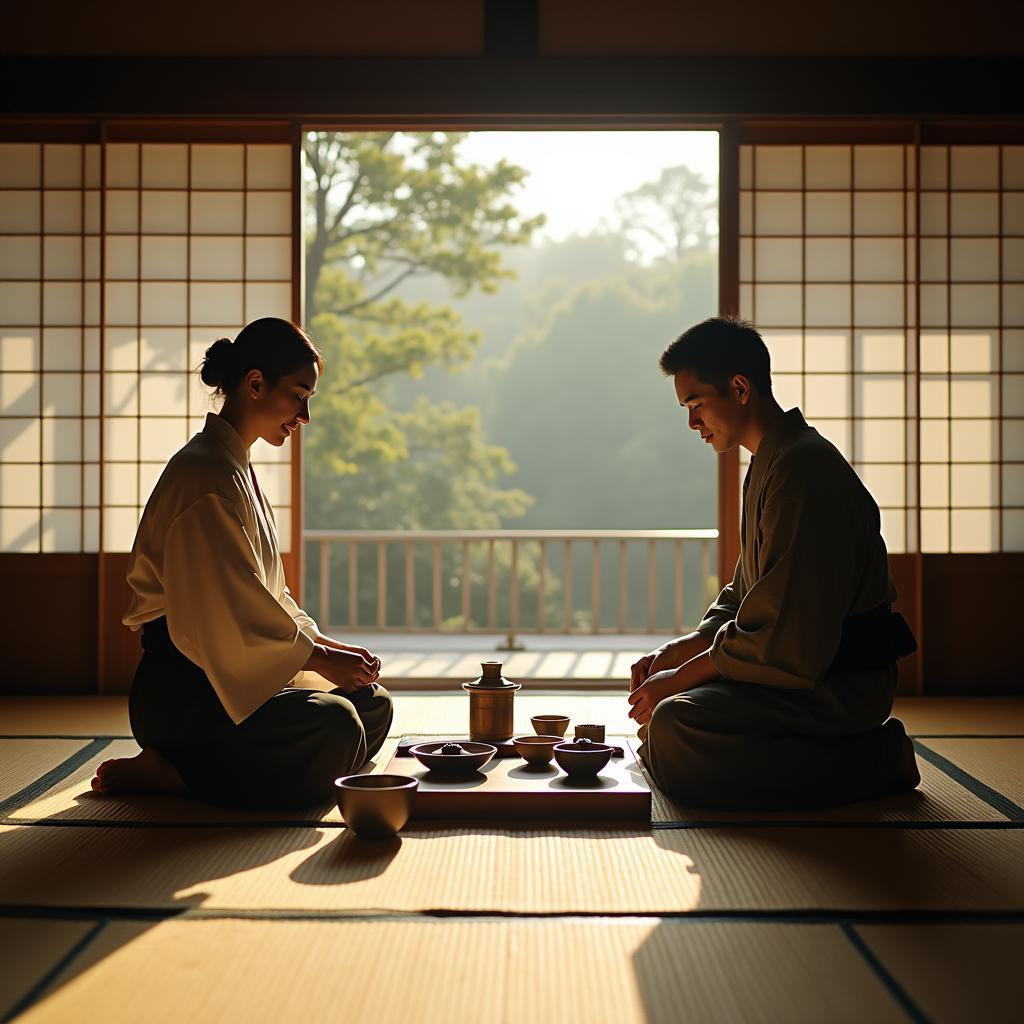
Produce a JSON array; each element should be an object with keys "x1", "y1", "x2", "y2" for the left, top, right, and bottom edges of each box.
[
  {"x1": 627, "y1": 740, "x2": 1011, "y2": 825},
  {"x1": 854, "y1": 923, "x2": 1022, "y2": 1024},
  {"x1": 12, "y1": 733, "x2": 996, "y2": 829},
  {"x1": 17, "y1": 918, "x2": 907, "y2": 1024},
  {"x1": 1, "y1": 822, "x2": 1022, "y2": 914},
  {"x1": 0, "y1": 917, "x2": 100, "y2": 1021},
  {"x1": 893, "y1": 697, "x2": 1024, "y2": 736},
  {"x1": 0, "y1": 698, "x2": 131, "y2": 737},
  {"x1": 5, "y1": 738, "x2": 401, "y2": 826},
  {"x1": 2, "y1": 697, "x2": 1023, "y2": 1023},
  {"x1": 3, "y1": 733, "x2": 1014, "y2": 830},
  {"x1": 916, "y1": 738, "x2": 1024, "y2": 812},
  {"x1": 0, "y1": 739, "x2": 91, "y2": 805}
]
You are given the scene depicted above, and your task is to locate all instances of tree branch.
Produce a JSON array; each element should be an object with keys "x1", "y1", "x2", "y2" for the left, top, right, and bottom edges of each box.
[
  {"x1": 323, "y1": 211, "x2": 404, "y2": 252},
  {"x1": 330, "y1": 266, "x2": 417, "y2": 317},
  {"x1": 334, "y1": 360, "x2": 425, "y2": 395},
  {"x1": 342, "y1": 307, "x2": 456, "y2": 327},
  {"x1": 327, "y1": 173, "x2": 364, "y2": 236}
]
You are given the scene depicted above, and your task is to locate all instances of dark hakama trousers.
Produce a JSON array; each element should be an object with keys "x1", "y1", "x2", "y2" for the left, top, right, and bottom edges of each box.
[
  {"x1": 638, "y1": 666, "x2": 916, "y2": 810},
  {"x1": 129, "y1": 617, "x2": 393, "y2": 809}
]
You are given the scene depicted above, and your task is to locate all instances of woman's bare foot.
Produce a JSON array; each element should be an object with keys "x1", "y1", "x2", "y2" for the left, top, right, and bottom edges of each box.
[
  {"x1": 91, "y1": 748, "x2": 187, "y2": 797},
  {"x1": 899, "y1": 734, "x2": 922, "y2": 790}
]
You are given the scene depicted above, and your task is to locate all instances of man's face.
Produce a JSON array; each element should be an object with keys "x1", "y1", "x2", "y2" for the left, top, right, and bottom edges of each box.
[{"x1": 672, "y1": 368, "x2": 750, "y2": 454}]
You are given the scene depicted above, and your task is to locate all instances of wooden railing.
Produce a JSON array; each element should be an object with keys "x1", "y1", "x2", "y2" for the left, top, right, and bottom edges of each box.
[{"x1": 304, "y1": 529, "x2": 718, "y2": 637}]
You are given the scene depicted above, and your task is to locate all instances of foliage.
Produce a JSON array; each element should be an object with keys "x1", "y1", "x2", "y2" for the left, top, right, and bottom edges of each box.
[
  {"x1": 615, "y1": 164, "x2": 718, "y2": 263},
  {"x1": 303, "y1": 132, "x2": 544, "y2": 529},
  {"x1": 486, "y1": 249, "x2": 719, "y2": 530},
  {"x1": 300, "y1": 138, "x2": 721, "y2": 631}
]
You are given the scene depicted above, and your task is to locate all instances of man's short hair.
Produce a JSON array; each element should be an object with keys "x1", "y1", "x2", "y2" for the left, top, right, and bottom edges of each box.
[{"x1": 659, "y1": 316, "x2": 773, "y2": 396}]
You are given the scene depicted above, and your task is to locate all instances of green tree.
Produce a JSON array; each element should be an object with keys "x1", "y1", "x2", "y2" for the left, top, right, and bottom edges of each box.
[
  {"x1": 615, "y1": 165, "x2": 717, "y2": 263},
  {"x1": 303, "y1": 131, "x2": 543, "y2": 530},
  {"x1": 489, "y1": 252, "x2": 719, "y2": 530}
]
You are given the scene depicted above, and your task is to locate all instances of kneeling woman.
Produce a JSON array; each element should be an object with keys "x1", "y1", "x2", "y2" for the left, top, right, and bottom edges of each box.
[{"x1": 92, "y1": 318, "x2": 392, "y2": 808}]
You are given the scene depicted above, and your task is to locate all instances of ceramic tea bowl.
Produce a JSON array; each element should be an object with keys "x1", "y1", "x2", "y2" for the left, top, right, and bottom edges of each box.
[
  {"x1": 553, "y1": 741, "x2": 613, "y2": 779},
  {"x1": 530, "y1": 714, "x2": 570, "y2": 737},
  {"x1": 409, "y1": 740, "x2": 497, "y2": 775},
  {"x1": 512, "y1": 734, "x2": 563, "y2": 766},
  {"x1": 334, "y1": 774, "x2": 418, "y2": 839}
]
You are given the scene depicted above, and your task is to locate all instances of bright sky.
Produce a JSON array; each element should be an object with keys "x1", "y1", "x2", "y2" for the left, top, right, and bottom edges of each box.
[{"x1": 458, "y1": 131, "x2": 719, "y2": 242}]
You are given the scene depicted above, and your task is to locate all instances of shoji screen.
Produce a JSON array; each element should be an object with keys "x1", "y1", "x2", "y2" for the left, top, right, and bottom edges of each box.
[
  {"x1": 0, "y1": 143, "x2": 102, "y2": 553},
  {"x1": 738, "y1": 144, "x2": 916, "y2": 553},
  {"x1": 918, "y1": 146, "x2": 1024, "y2": 552},
  {"x1": 738, "y1": 142, "x2": 1024, "y2": 554},
  {"x1": 0, "y1": 140, "x2": 295, "y2": 555}
]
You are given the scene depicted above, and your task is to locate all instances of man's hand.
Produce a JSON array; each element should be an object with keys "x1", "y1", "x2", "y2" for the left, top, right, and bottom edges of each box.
[
  {"x1": 307, "y1": 646, "x2": 380, "y2": 694},
  {"x1": 628, "y1": 650, "x2": 720, "y2": 731},
  {"x1": 630, "y1": 633, "x2": 708, "y2": 692},
  {"x1": 630, "y1": 645, "x2": 681, "y2": 691},
  {"x1": 629, "y1": 652, "x2": 658, "y2": 692},
  {"x1": 627, "y1": 669, "x2": 681, "y2": 727}
]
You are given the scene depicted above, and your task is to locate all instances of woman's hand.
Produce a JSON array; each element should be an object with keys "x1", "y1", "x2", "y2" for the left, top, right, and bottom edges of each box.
[
  {"x1": 313, "y1": 635, "x2": 382, "y2": 679},
  {"x1": 306, "y1": 645, "x2": 380, "y2": 694},
  {"x1": 341, "y1": 643, "x2": 379, "y2": 666}
]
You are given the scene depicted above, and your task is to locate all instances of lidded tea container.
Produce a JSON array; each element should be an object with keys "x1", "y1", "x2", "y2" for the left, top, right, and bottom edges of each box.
[{"x1": 462, "y1": 661, "x2": 521, "y2": 741}]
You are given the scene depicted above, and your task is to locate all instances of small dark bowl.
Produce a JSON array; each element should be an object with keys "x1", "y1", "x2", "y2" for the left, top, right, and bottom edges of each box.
[
  {"x1": 512, "y1": 734, "x2": 563, "y2": 766},
  {"x1": 409, "y1": 740, "x2": 497, "y2": 775},
  {"x1": 530, "y1": 714, "x2": 570, "y2": 737},
  {"x1": 553, "y1": 741, "x2": 613, "y2": 779},
  {"x1": 334, "y1": 774, "x2": 418, "y2": 839}
]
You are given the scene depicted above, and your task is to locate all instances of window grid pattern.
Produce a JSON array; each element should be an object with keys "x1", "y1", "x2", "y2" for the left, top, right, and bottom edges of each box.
[
  {"x1": 739, "y1": 144, "x2": 916, "y2": 553},
  {"x1": 0, "y1": 141, "x2": 294, "y2": 553},
  {"x1": 738, "y1": 143, "x2": 1024, "y2": 554},
  {"x1": 917, "y1": 146, "x2": 1024, "y2": 553},
  {"x1": 0, "y1": 143, "x2": 102, "y2": 552}
]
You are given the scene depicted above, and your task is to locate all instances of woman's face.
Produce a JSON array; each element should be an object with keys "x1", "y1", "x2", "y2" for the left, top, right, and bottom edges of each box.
[{"x1": 255, "y1": 362, "x2": 319, "y2": 447}]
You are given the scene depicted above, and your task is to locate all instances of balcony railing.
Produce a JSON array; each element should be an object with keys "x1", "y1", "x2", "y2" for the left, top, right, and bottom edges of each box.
[{"x1": 304, "y1": 529, "x2": 718, "y2": 638}]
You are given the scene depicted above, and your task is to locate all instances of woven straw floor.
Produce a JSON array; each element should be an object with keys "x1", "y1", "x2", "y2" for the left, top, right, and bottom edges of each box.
[{"x1": 1, "y1": 693, "x2": 1021, "y2": 1023}]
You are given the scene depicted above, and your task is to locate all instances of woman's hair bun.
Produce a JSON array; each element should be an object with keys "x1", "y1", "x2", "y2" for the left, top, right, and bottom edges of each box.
[
  {"x1": 196, "y1": 320, "x2": 322, "y2": 398},
  {"x1": 200, "y1": 338, "x2": 235, "y2": 389}
]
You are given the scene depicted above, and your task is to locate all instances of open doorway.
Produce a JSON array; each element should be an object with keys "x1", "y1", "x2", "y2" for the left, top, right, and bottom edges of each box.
[{"x1": 300, "y1": 130, "x2": 720, "y2": 651}]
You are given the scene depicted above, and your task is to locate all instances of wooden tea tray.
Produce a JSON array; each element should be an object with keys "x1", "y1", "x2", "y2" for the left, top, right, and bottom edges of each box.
[
  {"x1": 395, "y1": 736, "x2": 627, "y2": 759},
  {"x1": 386, "y1": 736, "x2": 651, "y2": 824}
]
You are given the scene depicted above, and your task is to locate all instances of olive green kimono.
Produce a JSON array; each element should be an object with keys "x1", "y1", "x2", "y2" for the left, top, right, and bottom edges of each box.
[{"x1": 639, "y1": 408, "x2": 916, "y2": 810}]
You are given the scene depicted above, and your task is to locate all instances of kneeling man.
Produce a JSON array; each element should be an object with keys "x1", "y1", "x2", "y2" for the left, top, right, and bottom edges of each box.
[{"x1": 630, "y1": 317, "x2": 919, "y2": 810}]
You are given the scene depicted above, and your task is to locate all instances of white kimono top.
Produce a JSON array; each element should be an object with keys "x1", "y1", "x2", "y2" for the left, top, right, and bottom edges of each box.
[{"x1": 124, "y1": 413, "x2": 319, "y2": 723}]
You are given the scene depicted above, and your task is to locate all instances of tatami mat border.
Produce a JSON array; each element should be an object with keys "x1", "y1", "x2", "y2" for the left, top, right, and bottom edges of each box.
[
  {"x1": 0, "y1": 739, "x2": 111, "y2": 818},
  {"x1": 913, "y1": 740, "x2": 1024, "y2": 822},
  {"x1": 0, "y1": 736, "x2": 133, "y2": 740},
  {"x1": 1, "y1": 898, "x2": 1021, "y2": 1023},
  {"x1": 0, "y1": 913, "x2": 949, "y2": 1024},
  {"x1": 5, "y1": 905, "x2": 1024, "y2": 926},
  {"x1": 5, "y1": 816, "x2": 1024, "y2": 831},
  {"x1": 1, "y1": 918, "x2": 109, "y2": 1024},
  {"x1": 838, "y1": 923, "x2": 929, "y2": 1024}
]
